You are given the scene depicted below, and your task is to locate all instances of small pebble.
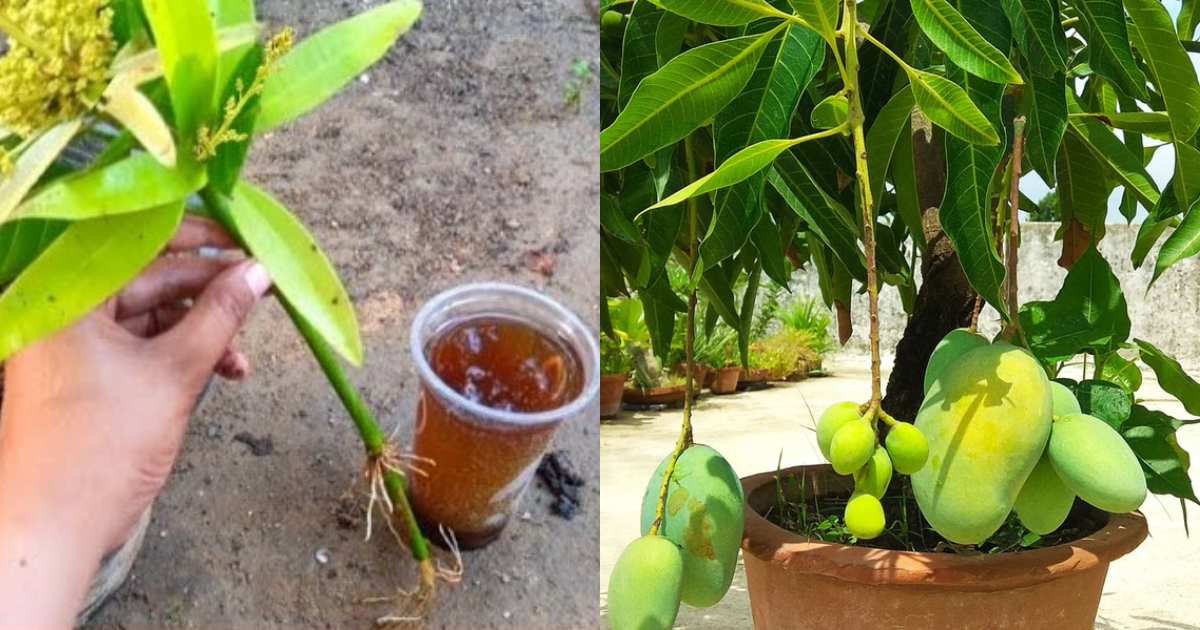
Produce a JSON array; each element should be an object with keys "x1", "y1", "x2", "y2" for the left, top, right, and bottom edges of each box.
[{"x1": 315, "y1": 548, "x2": 331, "y2": 565}]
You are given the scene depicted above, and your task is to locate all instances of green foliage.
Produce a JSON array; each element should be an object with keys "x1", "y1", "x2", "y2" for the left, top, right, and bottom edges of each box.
[
  {"x1": 777, "y1": 296, "x2": 832, "y2": 353},
  {"x1": 748, "y1": 328, "x2": 819, "y2": 379}
]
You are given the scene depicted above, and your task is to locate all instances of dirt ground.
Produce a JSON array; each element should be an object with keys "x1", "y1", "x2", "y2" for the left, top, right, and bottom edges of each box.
[{"x1": 87, "y1": 1, "x2": 600, "y2": 628}]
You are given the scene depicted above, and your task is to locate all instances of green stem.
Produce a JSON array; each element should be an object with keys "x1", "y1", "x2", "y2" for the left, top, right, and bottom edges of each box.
[
  {"x1": 1002, "y1": 116, "x2": 1027, "y2": 344},
  {"x1": 201, "y1": 189, "x2": 430, "y2": 563}
]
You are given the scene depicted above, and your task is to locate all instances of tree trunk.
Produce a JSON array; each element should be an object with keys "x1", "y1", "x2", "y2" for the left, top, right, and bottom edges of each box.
[{"x1": 881, "y1": 125, "x2": 978, "y2": 422}]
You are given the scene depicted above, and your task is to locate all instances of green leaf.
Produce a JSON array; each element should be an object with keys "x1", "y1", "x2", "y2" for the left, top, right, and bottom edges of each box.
[
  {"x1": 787, "y1": 0, "x2": 840, "y2": 42},
  {"x1": 1136, "y1": 339, "x2": 1200, "y2": 416},
  {"x1": 1122, "y1": 404, "x2": 1198, "y2": 503},
  {"x1": 907, "y1": 68, "x2": 1000, "y2": 145},
  {"x1": 13, "y1": 153, "x2": 204, "y2": 222},
  {"x1": 1132, "y1": 214, "x2": 1174, "y2": 269},
  {"x1": 601, "y1": 193, "x2": 641, "y2": 243},
  {"x1": 865, "y1": 86, "x2": 915, "y2": 206},
  {"x1": 1070, "y1": 111, "x2": 1173, "y2": 141},
  {"x1": 859, "y1": 0, "x2": 915, "y2": 125},
  {"x1": 751, "y1": 205, "x2": 792, "y2": 286},
  {"x1": 656, "y1": 11, "x2": 690, "y2": 66},
  {"x1": 1071, "y1": 379, "x2": 1133, "y2": 429},
  {"x1": 1001, "y1": 0, "x2": 1069, "y2": 77},
  {"x1": 0, "y1": 120, "x2": 82, "y2": 225},
  {"x1": 600, "y1": 27, "x2": 782, "y2": 171},
  {"x1": 209, "y1": 0, "x2": 255, "y2": 27},
  {"x1": 208, "y1": 44, "x2": 265, "y2": 194},
  {"x1": 101, "y1": 75, "x2": 177, "y2": 167},
  {"x1": 1065, "y1": 114, "x2": 1160, "y2": 209},
  {"x1": 737, "y1": 261, "x2": 762, "y2": 366},
  {"x1": 1173, "y1": 142, "x2": 1200, "y2": 210},
  {"x1": 811, "y1": 93, "x2": 849, "y2": 129},
  {"x1": 1020, "y1": 247, "x2": 1131, "y2": 361},
  {"x1": 619, "y1": 0, "x2": 666, "y2": 109},
  {"x1": 142, "y1": 0, "x2": 219, "y2": 151},
  {"x1": 257, "y1": 0, "x2": 422, "y2": 134},
  {"x1": 0, "y1": 219, "x2": 67, "y2": 285},
  {"x1": 891, "y1": 123, "x2": 926, "y2": 252},
  {"x1": 650, "y1": 0, "x2": 791, "y2": 26},
  {"x1": 1153, "y1": 196, "x2": 1200, "y2": 283},
  {"x1": 1067, "y1": 0, "x2": 1149, "y2": 99},
  {"x1": 909, "y1": 0, "x2": 1022, "y2": 84},
  {"x1": 1021, "y1": 72, "x2": 1067, "y2": 186},
  {"x1": 939, "y1": 59, "x2": 1007, "y2": 315},
  {"x1": 1181, "y1": 0, "x2": 1200, "y2": 40},
  {"x1": 1125, "y1": 0, "x2": 1200, "y2": 142},
  {"x1": 0, "y1": 203, "x2": 184, "y2": 362},
  {"x1": 1099, "y1": 351, "x2": 1143, "y2": 394},
  {"x1": 1056, "y1": 132, "x2": 1111, "y2": 231},
  {"x1": 227, "y1": 181, "x2": 363, "y2": 365},
  {"x1": 767, "y1": 152, "x2": 868, "y2": 281}
]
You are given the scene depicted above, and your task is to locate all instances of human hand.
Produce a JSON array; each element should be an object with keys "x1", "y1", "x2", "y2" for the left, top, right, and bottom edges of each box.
[{"x1": 0, "y1": 217, "x2": 272, "y2": 628}]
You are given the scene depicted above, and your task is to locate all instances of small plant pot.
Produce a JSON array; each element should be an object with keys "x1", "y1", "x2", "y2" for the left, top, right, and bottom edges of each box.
[
  {"x1": 600, "y1": 373, "x2": 628, "y2": 418},
  {"x1": 709, "y1": 366, "x2": 741, "y2": 395},
  {"x1": 740, "y1": 464, "x2": 1148, "y2": 630},
  {"x1": 623, "y1": 385, "x2": 687, "y2": 406}
]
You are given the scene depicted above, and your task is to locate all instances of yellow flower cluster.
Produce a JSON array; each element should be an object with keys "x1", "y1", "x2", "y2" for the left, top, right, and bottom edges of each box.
[
  {"x1": 195, "y1": 28, "x2": 295, "y2": 161},
  {"x1": 0, "y1": 0, "x2": 115, "y2": 137}
]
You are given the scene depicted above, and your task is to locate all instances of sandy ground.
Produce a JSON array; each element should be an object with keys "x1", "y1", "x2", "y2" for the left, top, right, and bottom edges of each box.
[
  {"x1": 600, "y1": 355, "x2": 1200, "y2": 629},
  {"x1": 87, "y1": 1, "x2": 601, "y2": 628}
]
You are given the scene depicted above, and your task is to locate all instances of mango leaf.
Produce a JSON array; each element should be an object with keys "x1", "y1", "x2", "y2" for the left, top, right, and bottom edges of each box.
[
  {"x1": 1020, "y1": 247, "x2": 1130, "y2": 361},
  {"x1": 751, "y1": 205, "x2": 792, "y2": 286},
  {"x1": 1070, "y1": 111, "x2": 1173, "y2": 141},
  {"x1": 650, "y1": 0, "x2": 790, "y2": 26},
  {"x1": 1132, "y1": 216, "x2": 1173, "y2": 269},
  {"x1": 619, "y1": 0, "x2": 666, "y2": 109},
  {"x1": 0, "y1": 203, "x2": 184, "y2": 362},
  {"x1": 1056, "y1": 132, "x2": 1111, "y2": 231},
  {"x1": 1153, "y1": 197, "x2": 1200, "y2": 283},
  {"x1": 768, "y1": 152, "x2": 867, "y2": 281},
  {"x1": 0, "y1": 219, "x2": 68, "y2": 285},
  {"x1": 1125, "y1": 0, "x2": 1200, "y2": 142},
  {"x1": 257, "y1": 0, "x2": 422, "y2": 134},
  {"x1": 142, "y1": 0, "x2": 219, "y2": 150},
  {"x1": 907, "y1": 68, "x2": 1000, "y2": 145},
  {"x1": 601, "y1": 193, "x2": 641, "y2": 243},
  {"x1": 13, "y1": 153, "x2": 205, "y2": 222},
  {"x1": 101, "y1": 75, "x2": 177, "y2": 167},
  {"x1": 909, "y1": 0, "x2": 1022, "y2": 84},
  {"x1": 1099, "y1": 350, "x2": 1143, "y2": 394},
  {"x1": 112, "y1": 23, "x2": 260, "y2": 88},
  {"x1": 811, "y1": 93, "x2": 849, "y2": 129},
  {"x1": 639, "y1": 275, "x2": 679, "y2": 361},
  {"x1": 600, "y1": 27, "x2": 781, "y2": 171},
  {"x1": 655, "y1": 11, "x2": 689, "y2": 66},
  {"x1": 208, "y1": 44, "x2": 265, "y2": 194},
  {"x1": 1000, "y1": 0, "x2": 1069, "y2": 77},
  {"x1": 891, "y1": 121, "x2": 926, "y2": 252},
  {"x1": 209, "y1": 0, "x2": 255, "y2": 27},
  {"x1": 1122, "y1": 404, "x2": 1198, "y2": 503},
  {"x1": 698, "y1": 264, "x2": 741, "y2": 330},
  {"x1": 865, "y1": 86, "x2": 914, "y2": 206},
  {"x1": 787, "y1": 0, "x2": 840, "y2": 42},
  {"x1": 1173, "y1": 142, "x2": 1200, "y2": 211},
  {"x1": 1137, "y1": 339, "x2": 1200, "y2": 416},
  {"x1": 1065, "y1": 116, "x2": 1159, "y2": 209},
  {"x1": 736, "y1": 260, "x2": 761, "y2": 366},
  {"x1": 1181, "y1": 0, "x2": 1200, "y2": 39},
  {"x1": 939, "y1": 57, "x2": 1007, "y2": 315},
  {"x1": 226, "y1": 181, "x2": 363, "y2": 365},
  {"x1": 1067, "y1": 0, "x2": 1148, "y2": 99},
  {"x1": 0, "y1": 120, "x2": 82, "y2": 225},
  {"x1": 1021, "y1": 72, "x2": 1067, "y2": 186},
  {"x1": 1071, "y1": 379, "x2": 1133, "y2": 429},
  {"x1": 859, "y1": 0, "x2": 914, "y2": 125}
]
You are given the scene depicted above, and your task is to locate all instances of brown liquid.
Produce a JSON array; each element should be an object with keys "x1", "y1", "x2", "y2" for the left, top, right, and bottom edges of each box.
[{"x1": 410, "y1": 316, "x2": 584, "y2": 548}]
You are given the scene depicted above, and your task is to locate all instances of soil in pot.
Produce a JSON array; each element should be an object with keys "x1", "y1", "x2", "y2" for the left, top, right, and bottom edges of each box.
[
  {"x1": 710, "y1": 367, "x2": 741, "y2": 395},
  {"x1": 741, "y1": 464, "x2": 1147, "y2": 630},
  {"x1": 600, "y1": 373, "x2": 627, "y2": 418}
]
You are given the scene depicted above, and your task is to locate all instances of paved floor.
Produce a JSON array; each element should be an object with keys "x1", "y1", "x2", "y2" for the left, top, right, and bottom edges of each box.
[{"x1": 600, "y1": 355, "x2": 1200, "y2": 629}]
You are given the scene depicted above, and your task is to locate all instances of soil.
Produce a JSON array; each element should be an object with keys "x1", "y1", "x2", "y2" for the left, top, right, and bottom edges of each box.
[{"x1": 86, "y1": 0, "x2": 600, "y2": 628}]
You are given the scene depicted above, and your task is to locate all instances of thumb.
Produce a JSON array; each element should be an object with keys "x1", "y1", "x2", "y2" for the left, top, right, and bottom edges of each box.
[{"x1": 157, "y1": 260, "x2": 272, "y2": 379}]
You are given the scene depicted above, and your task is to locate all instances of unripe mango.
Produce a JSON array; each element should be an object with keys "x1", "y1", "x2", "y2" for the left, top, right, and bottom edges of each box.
[
  {"x1": 607, "y1": 535, "x2": 683, "y2": 630},
  {"x1": 912, "y1": 343, "x2": 1053, "y2": 544},
  {"x1": 1048, "y1": 413, "x2": 1147, "y2": 513},
  {"x1": 856, "y1": 447, "x2": 892, "y2": 498},
  {"x1": 885, "y1": 422, "x2": 929, "y2": 474},
  {"x1": 1050, "y1": 381, "x2": 1081, "y2": 417},
  {"x1": 1013, "y1": 452, "x2": 1075, "y2": 534},
  {"x1": 817, "y1": 401, "x2": 860, "y2": 461},
  {"x1": 829, "y1": 420, "x2": 876, "y2": 475},
  {"x1": 844, "y1": 492, "x2": 885, "y2": 539},
  {"x1": 923, "y1": 328, "x2": 989, "y2": 395},
  {"x1": 639, "y1": 445, "x2": 743, "y2": 608}
]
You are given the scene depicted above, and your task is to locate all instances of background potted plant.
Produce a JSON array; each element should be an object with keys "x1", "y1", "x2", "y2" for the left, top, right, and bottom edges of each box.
[
  {"x1": 0, "y1": 0, "x2": 462, "y2": 622},
  {"x1": 600, "y1": 331, "x2": 631, "y2": 418},
  {"x1": 601, "y1": 0, "x2": 1199, "y2": 627}
]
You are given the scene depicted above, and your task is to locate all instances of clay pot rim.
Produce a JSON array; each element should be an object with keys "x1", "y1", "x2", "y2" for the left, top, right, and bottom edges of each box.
[
  {"x1": 600, "y1": 372, "x2": 628, "y2": 380},
  {"x1": 741, "y1": 464, "x2": 1148, "y2": 592}
]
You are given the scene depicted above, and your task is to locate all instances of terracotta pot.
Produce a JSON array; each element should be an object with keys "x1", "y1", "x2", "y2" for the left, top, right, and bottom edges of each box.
[
  {"x1": 672, "y1": 363, "x2": 709, "y2": 396},
  {"x1": 623, "y1": 385, "x2": 687, "y2": 406},
  {"x1": 710, "y1": 366, "x2": 741, "y2": 395},
  {"x1": 600, "y1": 373, "x2": 627, "y2": 418},
  {"x1": 740, "y1": 465, "x2": 1148, "y2": 630}
]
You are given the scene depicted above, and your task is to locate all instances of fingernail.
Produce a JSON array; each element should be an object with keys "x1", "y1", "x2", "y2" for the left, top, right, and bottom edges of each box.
[{"x1": 244, "y1": 262, "x2": 272, "y2": 297}]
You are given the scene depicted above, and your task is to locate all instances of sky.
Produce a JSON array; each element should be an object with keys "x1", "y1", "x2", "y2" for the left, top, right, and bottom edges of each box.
[{"x1": 1019, "y1": 1, "x2": 1192, "y2": 224}]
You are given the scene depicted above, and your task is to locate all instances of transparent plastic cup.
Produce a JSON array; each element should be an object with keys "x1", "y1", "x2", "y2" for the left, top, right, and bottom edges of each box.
[{"x1": 408, "y1": 283, "x2": 599, "y2": 549}]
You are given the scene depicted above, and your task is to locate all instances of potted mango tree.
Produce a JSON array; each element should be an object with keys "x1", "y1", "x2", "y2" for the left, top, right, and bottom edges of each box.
[
  {"x1": 0, "y1": 0, "x2": 464, "y2": 624},
  {"x1": 601, "y1": 0, "x2": 1199, "y2": 627}
]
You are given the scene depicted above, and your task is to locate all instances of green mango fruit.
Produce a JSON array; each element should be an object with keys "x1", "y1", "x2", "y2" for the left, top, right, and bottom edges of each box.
[
  {"x1": 923, "y1": 328, "x2": 989, "y2": 395},
  {"x1": 1013, "y1": 452, "x2": 1075, "y2": 534},
  {"x1": 1050, "y1": 380, "x2": 1082, "y2": 417},
  {"x1": 639, "y1": 445, "x2": 744, "y2": 608},
  {"x1": 829, "y1": 420, "x2": 876, "y2": 475},
  {"x1": 855, "y1": 446, "x2": 892, "y2": 498},
  {"x1": 844, "y1": 492, "x2": 885, "y2": 539},
  {"x1": 817, "y1": 401, "x2": 861, "y2": 461},
  {"x1": 885, "y1": 422, "x2": 929, "y2": 474},
  {"x1": 1048, "y1": 413, "x2": 1147, "y2": 513},
  {"x1": 607, "y1": 535, "x2": 683, "y2": 630},
  {"x1": 912, "y1": 343, "x2": 1053, "y2": 544}
]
